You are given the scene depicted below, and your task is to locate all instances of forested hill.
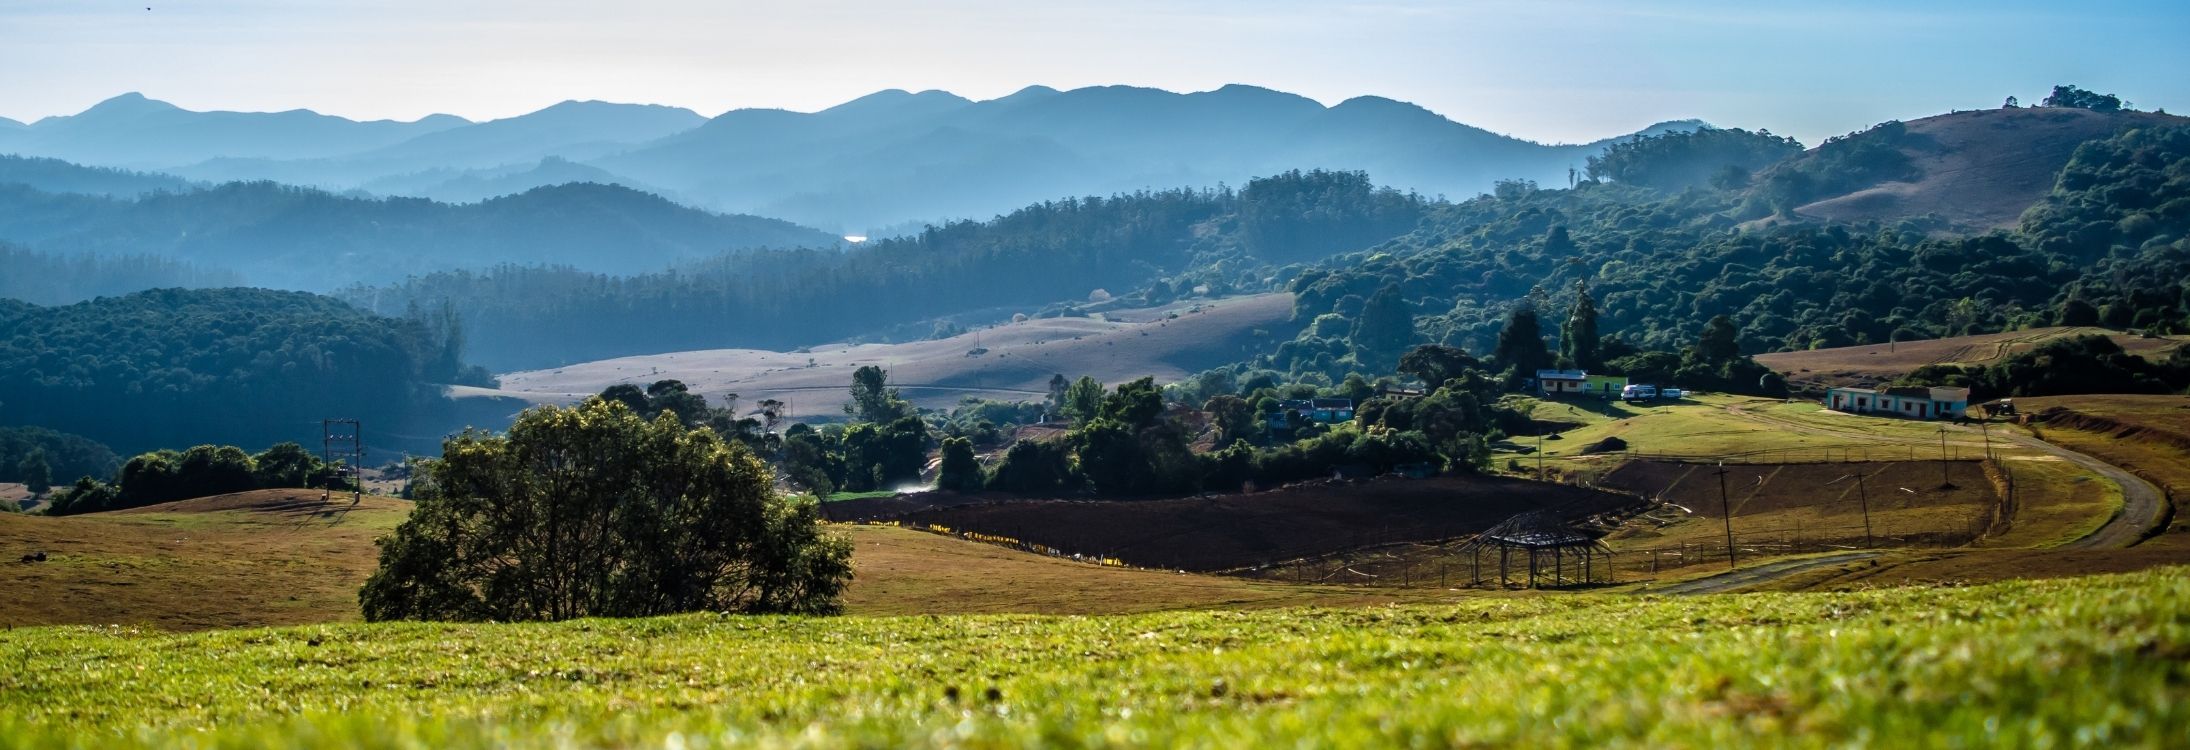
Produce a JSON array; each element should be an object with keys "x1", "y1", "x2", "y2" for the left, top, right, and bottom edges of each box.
[
  {"x1": 1260, "y1": 118, "x2": 2190, "y2": 382},
  {"x1": 0, "y1": 288, "x2": 493, "y2": 455},
  {"x1": 0, "y1": 180, "x2": 842, "y2": 290},
  {"x1": 0, "y1": 154, "x2": 199, "y2": 198},
  {"x1": 347, "y1": 170, "x2": 1429, "y2": 370}
]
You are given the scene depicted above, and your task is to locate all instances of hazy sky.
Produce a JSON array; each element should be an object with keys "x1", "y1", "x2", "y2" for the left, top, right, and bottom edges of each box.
[{"x1": 3, "y1": 0, "x2": 2185, "y2": 145}]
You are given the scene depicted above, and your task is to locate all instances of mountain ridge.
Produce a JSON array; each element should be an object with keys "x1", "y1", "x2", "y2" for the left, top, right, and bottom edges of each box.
[{"x1": 4, "y1": 86, "x2": 1705, "y2": 229}]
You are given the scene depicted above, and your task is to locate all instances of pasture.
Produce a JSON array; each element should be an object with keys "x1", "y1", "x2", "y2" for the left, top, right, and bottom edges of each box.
[
  {"x1": 1753, "y1": 326, "x2": 2187, "y2": 390},
  {"x1": 0, "y1": 491, "x2": 1460, "y2": 630},
  {"x1": 482, "y1": 293, "x2": 1296, "y2": 419},
  {"x1": 2, "y1": 568, "x2": 2184, "y2": 748}
]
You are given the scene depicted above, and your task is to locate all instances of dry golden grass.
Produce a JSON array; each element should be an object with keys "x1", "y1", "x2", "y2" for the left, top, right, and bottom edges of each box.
[
  {"x1": 1755, "y1": 328, "x2": 2187, "y2": 389},
  {"x1": 0, "y1": 492, "x2": 1458, "y2": 631},
  {"x1": 0, "y1": 490, "x2": 405, "y2": 631}
]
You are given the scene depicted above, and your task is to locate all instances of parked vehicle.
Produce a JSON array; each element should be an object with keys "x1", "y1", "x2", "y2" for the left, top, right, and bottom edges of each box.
[
  {"x1": 1621, "y1": 384, "x2": 1658, "y2": 402},
  {"x1": 1660, "y1": 388, "x2": 1685, "y2": 399}
]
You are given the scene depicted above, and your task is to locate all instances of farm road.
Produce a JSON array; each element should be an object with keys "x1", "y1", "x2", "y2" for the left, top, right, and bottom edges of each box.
[
  {"x1": 1717, "y1": 400, "x2": 2164, "y2": 548},
  {"x1": 1982, "y1": 429, "x2": 2167, "y2": 549},
  {"x1": 1647, "y1": 552, "x2": 1881, "y2": 595}
]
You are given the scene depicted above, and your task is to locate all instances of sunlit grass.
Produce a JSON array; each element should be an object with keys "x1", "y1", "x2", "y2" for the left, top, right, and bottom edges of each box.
[{"x1": 3, "y1": 568, "x2": 2185, "y2": 748}]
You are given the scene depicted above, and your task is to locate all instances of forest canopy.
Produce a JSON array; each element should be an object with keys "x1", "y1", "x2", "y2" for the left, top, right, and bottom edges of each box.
[{"x1": 0, "y1": 288, "x2": 492, "y2": 455}]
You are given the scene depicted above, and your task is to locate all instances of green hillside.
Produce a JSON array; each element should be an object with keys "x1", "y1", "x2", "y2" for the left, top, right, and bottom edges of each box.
[{"x1": 3, "y1": 568, "x2": 2183, "y2": 748}]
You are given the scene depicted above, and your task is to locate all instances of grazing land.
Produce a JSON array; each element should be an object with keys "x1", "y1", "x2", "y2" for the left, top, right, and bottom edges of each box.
[
  {"x1": 0, "y1": 490, "x2": 405, "y2": 631},
  {"x1": 2, "y1": 569, "x2": 2185, "y2": 748},
  {"x1": 0, "y1": 492, "x2": 1452, "y2": 630},
  {"x1": 1781, "y1": 106, "x2": 2190, "y2": 230},
  {"x1": 485, "y1": 293, "x2": 1295, "y2": 418},
  {"x1": 1753, "y1": 327, "x2": 2188, "y2": 390},
  {"x1": 2023, "y1": 394, "x2": 2190, "y2": 498},
  {"x1": 874, "y1": 475, "x2": 1638, "y2": 571}
]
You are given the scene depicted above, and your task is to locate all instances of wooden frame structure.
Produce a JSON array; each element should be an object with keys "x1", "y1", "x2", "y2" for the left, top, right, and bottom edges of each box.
[{"x1": 1456, "y1": 510, "x2": 1613, "y2": 588}]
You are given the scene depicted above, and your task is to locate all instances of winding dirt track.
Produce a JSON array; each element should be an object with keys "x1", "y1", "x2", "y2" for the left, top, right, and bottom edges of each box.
[
  {"x1": 1640, "y1": 401, "x2": 2167, "y2": 594},
  {"x1": 1648, "y1": 552, "x2": 1882, "y2": 595},
  {"x1": 1984, "y1": 429, "x2": 2167, "y2": 549}
]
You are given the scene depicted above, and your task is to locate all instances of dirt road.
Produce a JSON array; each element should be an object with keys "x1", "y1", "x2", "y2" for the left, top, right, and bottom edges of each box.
[
  {"x1": 1646, "y1": 551, "x2": 1881, "y2": 595},
  {"x1": 1983, "y1": 429, "x2": 2167, "y2": 549}
]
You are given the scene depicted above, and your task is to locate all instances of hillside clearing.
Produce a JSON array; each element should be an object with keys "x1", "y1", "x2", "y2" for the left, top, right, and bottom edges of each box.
[
  {"x1": 484, "y1": 293, "x2": 1295, "y2": 418},
  {"x1": 3, "y1": 568, "x2": 2185, "y2": 748},
  {"x1": 1754, "y1": 327, "x2": 2188, "y2": 390},
  {"x1": 1779, "y1": 106, "x2": 2190, "y2": 230}
]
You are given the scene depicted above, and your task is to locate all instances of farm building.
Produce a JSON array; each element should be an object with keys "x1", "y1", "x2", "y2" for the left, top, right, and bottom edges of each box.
[
  {"x1": 1534, "y1": 370, "x2": 1628, "y2": 398},
  {"x1": 1456, "y1": 510, "x2": 1613, "y2": 588},
  {"x1": 1825, "y1": 385, "x2": 1971, "y2": 420}
]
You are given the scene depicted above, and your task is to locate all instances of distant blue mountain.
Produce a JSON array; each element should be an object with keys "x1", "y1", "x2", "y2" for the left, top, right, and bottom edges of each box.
[
  {"x1": 7, "y1": 93, "x2": 469, "y2": 168},
  {"x1": 595, "y1": 85, "x2": 1706, "y2": 229},
  {"x1": 8, "y1": 87, "x2": 1706, "y2": 230}
]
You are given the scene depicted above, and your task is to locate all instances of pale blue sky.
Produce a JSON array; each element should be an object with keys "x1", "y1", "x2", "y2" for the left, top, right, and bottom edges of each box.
[{"x1": 2, "y1": 0, "x2": 2183, "y2": 144}]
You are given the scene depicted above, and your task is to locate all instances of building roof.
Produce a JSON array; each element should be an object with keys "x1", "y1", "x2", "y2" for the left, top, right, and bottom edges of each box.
[
  {"x1": 1459, "y1": 510, "x2": 1604, "y2": 551},
  {"x1": 1312, "y1": 397, "x2": 1353, "y2": 409},
  {"x1": 1535, "y1": 369, "x2": 1588, "y2": 380}
]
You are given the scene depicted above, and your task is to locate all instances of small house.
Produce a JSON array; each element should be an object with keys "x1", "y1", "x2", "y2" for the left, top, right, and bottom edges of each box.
[
  {"x1": 1825, "y1": 386, "x2": 1970, "y2": 420},
  {"x1": 1536, "y1": 370, "x2": 1627, "y2": 398},
  {"x1": 1535, "y1": 369, "x2": 1588, "y2": 395}
]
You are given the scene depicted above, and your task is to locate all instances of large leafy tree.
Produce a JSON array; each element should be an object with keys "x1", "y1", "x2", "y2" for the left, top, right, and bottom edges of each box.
[
  {"x1": 360, "y1": 398, "x2": 851, "y2": 621},
  {"x1": 936, "y1": 437, "x2": 983, "y2": 492},
  {"x1": 846, "y1": 365, "x2": 912, "y2": 424}
]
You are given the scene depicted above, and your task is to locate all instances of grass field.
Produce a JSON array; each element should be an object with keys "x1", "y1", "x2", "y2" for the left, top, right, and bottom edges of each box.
[
  {"x1": 0, "y1": 492, "x2": 1455, "y2": 630},
  {"x1": 2024, "y1": 395, "x2": 2190, "y2": 501},
  {"x1": 0, "y1": 490, "x2": 406, "y2": 631},
  {"x1": 3, "y1": 568, "x2": 2184, "y2": 748},
  {"x1": 1754, "y1": 326, "x2": 2188, "y2": 389}
]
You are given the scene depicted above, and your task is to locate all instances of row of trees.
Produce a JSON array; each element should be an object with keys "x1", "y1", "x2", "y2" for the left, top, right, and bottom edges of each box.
[
  {"x1": 43, "y1": 442, "x2": 348, "y2": 515},
  {"x1": 1900, "y1": 336, "x2": 2190, "y2": 401}
]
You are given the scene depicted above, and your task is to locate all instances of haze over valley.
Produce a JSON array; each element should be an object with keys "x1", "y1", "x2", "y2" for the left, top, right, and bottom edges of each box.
[{"x1": 6, "y1": 2, "x2": 2190, "y2": 746}]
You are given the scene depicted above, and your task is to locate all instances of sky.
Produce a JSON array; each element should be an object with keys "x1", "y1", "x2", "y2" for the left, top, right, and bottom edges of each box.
[{"x1": 2, "y1": 0, "x2": 2186, "y2": 145}]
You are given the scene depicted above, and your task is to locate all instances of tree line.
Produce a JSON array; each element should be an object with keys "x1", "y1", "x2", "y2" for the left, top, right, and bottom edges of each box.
[{"x1": 342, "y1": 170, "x2": 1430, "y2": 370}]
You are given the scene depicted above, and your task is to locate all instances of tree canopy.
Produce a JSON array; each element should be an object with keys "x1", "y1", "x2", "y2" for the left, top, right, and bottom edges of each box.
[{"x1": 360, "y1": 399, "x2": 851, "y2": 621}]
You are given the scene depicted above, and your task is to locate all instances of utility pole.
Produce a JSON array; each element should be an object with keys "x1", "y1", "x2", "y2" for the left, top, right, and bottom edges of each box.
[
  {"x1": 1714, "y1": 462, "x2": 1737, "y2": 569},
  {"x1": 1937, "y1": 426, "x2": 1956, "y2": 489},
  {"x1": 1855, "y1": 471, "x2": 1875, "y2": 548},
  {"x1": 1536, "y1": 431, "x2": 1545, "y2": 481}
]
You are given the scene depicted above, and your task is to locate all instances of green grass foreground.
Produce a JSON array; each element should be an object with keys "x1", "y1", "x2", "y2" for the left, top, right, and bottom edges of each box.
[{"x1": 5, "y1": 569, "x2": 2188, "y2": 749}]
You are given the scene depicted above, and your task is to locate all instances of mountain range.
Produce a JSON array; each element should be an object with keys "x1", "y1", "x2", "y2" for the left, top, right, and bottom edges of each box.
[{"x1": 0, "y1": 87, "x2": 1701, "y2": 231}]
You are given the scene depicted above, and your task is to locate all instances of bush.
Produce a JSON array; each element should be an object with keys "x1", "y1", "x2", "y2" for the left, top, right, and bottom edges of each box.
[{"x1": 359, "y1": 399, "x2": 851, "y2": 621}]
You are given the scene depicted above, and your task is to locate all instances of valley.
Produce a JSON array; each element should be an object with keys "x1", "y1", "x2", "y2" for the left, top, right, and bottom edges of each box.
[{"x1": 1, "y1": 26, "x2": 2187, "y2": 744}]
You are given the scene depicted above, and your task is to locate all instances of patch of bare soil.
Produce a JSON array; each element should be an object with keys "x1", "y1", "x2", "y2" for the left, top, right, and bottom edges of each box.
[{"x1": 864, "y1": 475, "x2": 1639, "y2": 572}]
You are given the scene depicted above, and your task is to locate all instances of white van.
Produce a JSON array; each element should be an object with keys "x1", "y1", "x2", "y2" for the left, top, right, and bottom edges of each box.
[{"x1": 1621, "y1": 384, "x2": 1658, "y2": 402}]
